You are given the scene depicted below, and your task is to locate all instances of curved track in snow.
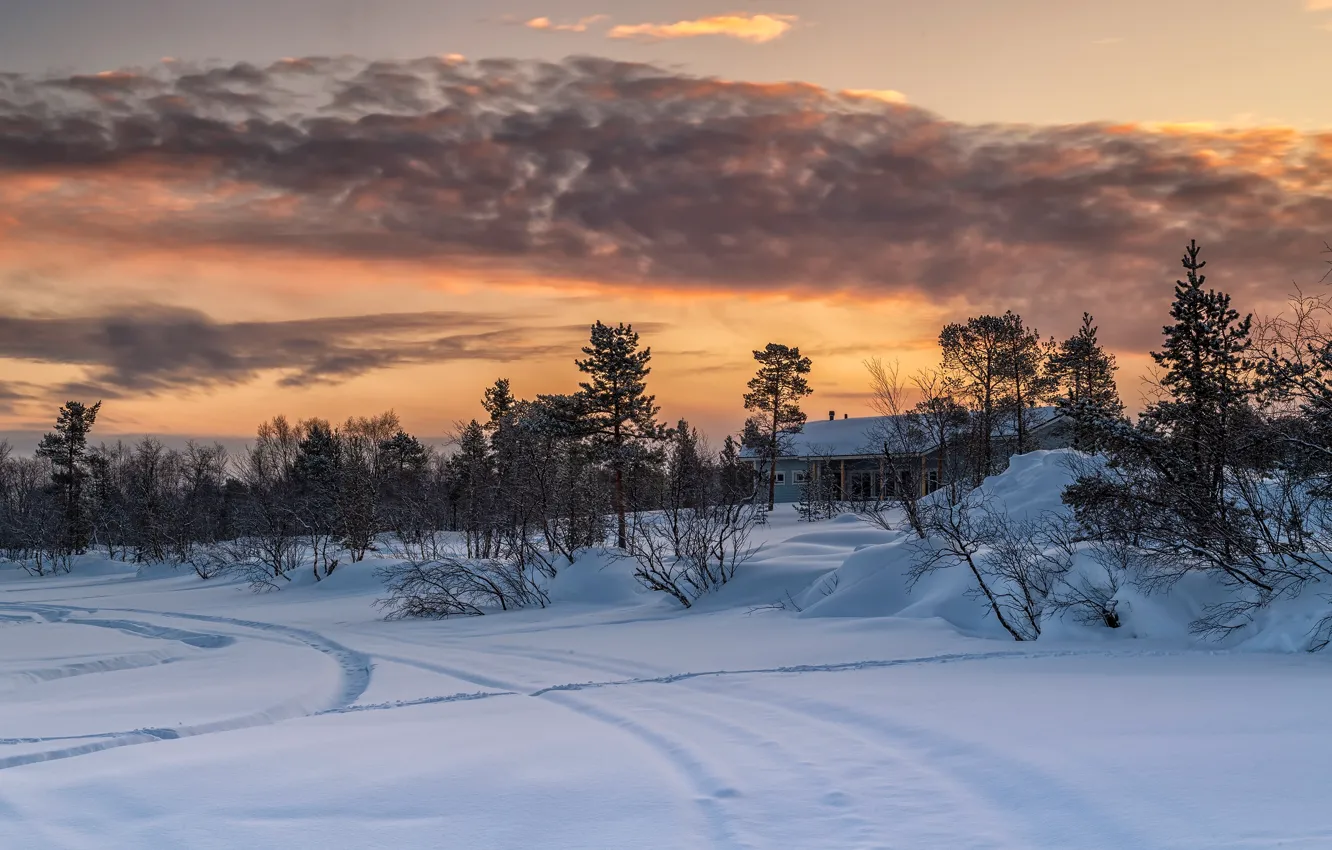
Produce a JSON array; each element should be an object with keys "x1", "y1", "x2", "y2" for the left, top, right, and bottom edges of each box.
[{"x1": 0, "y1": 602, "x2": 373, "y2": 771}]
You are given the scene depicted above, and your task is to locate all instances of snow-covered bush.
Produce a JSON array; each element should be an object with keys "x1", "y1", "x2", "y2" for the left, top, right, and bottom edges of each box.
[
  {"x1": 375, "y1": 556, "x2": 550, "y2": 619},
  {"x1": 624, "y1": 503, "x2": 760, "y2": 607}
]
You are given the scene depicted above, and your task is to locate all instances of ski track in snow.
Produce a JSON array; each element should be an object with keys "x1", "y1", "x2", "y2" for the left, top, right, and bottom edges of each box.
[{"x1": 0, "y1": 602, "x2": 373, "y2": 771}]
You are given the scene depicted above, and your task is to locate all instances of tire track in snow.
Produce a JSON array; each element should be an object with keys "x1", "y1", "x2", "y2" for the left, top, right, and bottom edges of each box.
[
  {"x1": 762, "y1": 688, "x2": 1169, "y2": 850},
  {"x1": 1, "y1": 650, "x2": 193, "y2": 691},
  {"x1": 527, "y1": 648, "x2": 1143, "y2": 696},
  {"x1": 0, "y1": 603, "x2": 373, "y2": 771},
  {"x1": 418, "y1": 638, "x2": 896, "y2": 843},
  {"x1": 345, "y1": 646, "x2": 1193, "y2": 717},
  {"x1": 452, "y1": 643, "x2": 1034, "y2": 847},
  {"x1": 317, "y1": 691, "x2": 513, "y2": 715},
  {"x1": 677, "y1": 677, "x2": 1038, "y2": 848},
  {"x1": 368, "y1": 650, "x2": 746, "y2": 850},
  {"x1": 588, "y1": 682, "x2": 887, "y2": 848}
]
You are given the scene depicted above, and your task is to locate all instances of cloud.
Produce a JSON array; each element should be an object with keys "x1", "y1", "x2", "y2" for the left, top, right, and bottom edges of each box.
[
  {"x1": 525, "y1": 15, "x2": 607, "y2": 33},
  {"x1": 1, "y1": 55, "x2": 1330, "y2": 354},
  {"x1": 607, "y1": 13, "x2": 797, "y2": 43},
  {"x1": 839, "y1": 88, "x2": 908, "y2": 105},
  {"x1": 0, "y1": 307, "x2": 581, "y2": 396}
]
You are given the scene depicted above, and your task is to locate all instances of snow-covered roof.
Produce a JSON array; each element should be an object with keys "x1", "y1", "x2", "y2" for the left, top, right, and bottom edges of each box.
[{"x1": 740, "y1": 407, "x2": 1063, "y2": 460}]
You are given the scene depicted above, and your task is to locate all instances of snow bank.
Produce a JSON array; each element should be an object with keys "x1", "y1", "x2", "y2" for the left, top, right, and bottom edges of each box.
[
  {"x1": 798, "y1": 449, "x2": 1332, "y2": 652},
  {"x1": 545, "y1": 550, "x2": 648, "y2": 606}
]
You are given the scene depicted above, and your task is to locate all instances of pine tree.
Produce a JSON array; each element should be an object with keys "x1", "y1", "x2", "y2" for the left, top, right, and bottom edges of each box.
[
  {"x1": 451, "y1": 419, "x2": 496, "y2": 557},
  {"x1": 36, "y1": 400, "x2": 101, "y2": 555},
  {"x1": 575, "y1": 321, "x2": 664, "y2": 550},
  {"x1": 293, "y1": 419, "x2": 343, "y2": 579},
  {"x1": 1146, "y1": 240, "x2": 1253, "y2": 512},
  {"x1": 1047, "y1": 313, "x2": 1124, "y2": 449},
  {"x1": 743, "y1": 343, "x2": 813, "y2": 510},
  {"x1": 1064, "y1": 240, "x2": 1259, "y2": 587},
  {"x1": 482, "y1": 378, "x2": 517, "y2": 429}
]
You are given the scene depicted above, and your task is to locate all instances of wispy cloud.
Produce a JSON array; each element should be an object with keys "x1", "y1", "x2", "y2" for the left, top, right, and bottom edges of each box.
[
  {"x1": 0, "y1": 308, "x2": 578, "y2": 395},
  {"x1": 607, "y1": 13, "x2": 797, "y2": 43},
  {"x1": 525, "y1": 14, "x2": 607, "y2": 33}
]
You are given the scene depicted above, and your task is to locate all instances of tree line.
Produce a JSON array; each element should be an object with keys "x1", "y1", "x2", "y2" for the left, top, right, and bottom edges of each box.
[{"x1": 0, "y1": 321, "x2": 762, "y2": 612}]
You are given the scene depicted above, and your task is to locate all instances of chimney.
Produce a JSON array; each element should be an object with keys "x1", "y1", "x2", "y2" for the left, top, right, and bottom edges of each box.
[
  {"x1": 843, "y1": 413, "x2": 849, "y2": 419},
  {"x1": 828, "y1": 410, "x2": 835, "y2": 421}
]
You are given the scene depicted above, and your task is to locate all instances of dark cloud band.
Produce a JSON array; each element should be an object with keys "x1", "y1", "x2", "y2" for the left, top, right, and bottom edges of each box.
[
  {"x1": 0, "y1": 308, "x2": 576, "y2": 395},
  {"x1": 2, "y1": 56, "x2": 1329, "y2": 352}
]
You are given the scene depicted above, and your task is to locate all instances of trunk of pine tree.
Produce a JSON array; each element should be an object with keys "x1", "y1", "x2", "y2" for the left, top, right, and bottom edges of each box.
[
  {"x1": 614, "y1": 464, "x2": 626, "y2": 550},
  {"x1": 1014, "y1": 364, "x2": 1027, "y2": 453},
  {"x1": 768, "y1": 404, "x2": 779, "y2": 511}
]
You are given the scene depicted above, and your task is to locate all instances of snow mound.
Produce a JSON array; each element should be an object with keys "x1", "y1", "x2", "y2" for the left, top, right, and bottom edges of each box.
[
  {"x1": 796, "y1": 449, "x2": 1332, "y2": 652},
  {"x1": 545, "y1": 550, "x2": 647, "y2": 606}
]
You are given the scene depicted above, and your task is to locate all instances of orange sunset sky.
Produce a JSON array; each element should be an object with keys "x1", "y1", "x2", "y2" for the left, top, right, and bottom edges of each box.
[{"x1": 2, "y1": 0, "x2": 1331, "y2": 448}]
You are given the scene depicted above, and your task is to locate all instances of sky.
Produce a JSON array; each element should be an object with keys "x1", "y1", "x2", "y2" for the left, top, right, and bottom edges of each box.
[{"x1": 1, "y1": 0, "x2": 1331, "y2": 448}]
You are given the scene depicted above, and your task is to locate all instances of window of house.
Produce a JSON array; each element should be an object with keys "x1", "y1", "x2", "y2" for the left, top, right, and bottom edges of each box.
[
  {"x1": 793, "y1": 470, "x2": 809, "y2": 484},
  {"x1": 773, "y1": 471, "x2": 786, "y2": 485}
]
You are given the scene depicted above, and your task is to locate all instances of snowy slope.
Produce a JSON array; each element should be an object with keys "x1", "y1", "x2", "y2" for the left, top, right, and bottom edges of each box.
[{"x1": 1, "y1": 452, "x2": 1330, "y2": 848}]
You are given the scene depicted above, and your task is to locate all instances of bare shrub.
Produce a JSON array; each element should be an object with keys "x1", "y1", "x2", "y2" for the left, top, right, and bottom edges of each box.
[
  {"x1": 624, "y1": 502, "x2": 761, "y2": 607},
  {"x1": 375, "y1": 556, "x2": 550, "y2": 619},
  {"x1": 910, "y1": 490, "x2": 1086, "y2": 641}
]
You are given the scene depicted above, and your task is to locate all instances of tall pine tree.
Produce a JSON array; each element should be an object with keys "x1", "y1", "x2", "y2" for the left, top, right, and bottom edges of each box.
[
  {"x1": 36, "y1": 400, "x2": 101, "y2": 555},
  {"x1": 1146, "y1": 240, "x2": 1253, "y2": 513},
  {"x1": 575, "y1": 321, "x2": 664, "y2": 549},
  {"x1": 743, "y1": 343, "x2": 813, "y2": 510}
]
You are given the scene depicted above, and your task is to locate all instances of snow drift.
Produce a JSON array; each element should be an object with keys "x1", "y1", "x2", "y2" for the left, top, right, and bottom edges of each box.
[{"x1": 798, "y1": 450, "x2": 1332, "y2": 652}]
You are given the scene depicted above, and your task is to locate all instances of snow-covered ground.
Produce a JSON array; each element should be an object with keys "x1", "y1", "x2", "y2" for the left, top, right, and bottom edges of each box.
[{"x1": 2, "y1": 453, "x2": 1331, "y2": 849}]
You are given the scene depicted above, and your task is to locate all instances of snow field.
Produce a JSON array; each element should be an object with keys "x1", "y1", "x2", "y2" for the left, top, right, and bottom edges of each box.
[{"x1": 0, "y1": 450, "x2": 1330, "y2": 848}]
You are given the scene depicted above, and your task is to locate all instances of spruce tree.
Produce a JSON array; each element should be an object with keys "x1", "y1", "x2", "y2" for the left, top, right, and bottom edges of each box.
[
  {"x1": 36, "y1": 400, "x2": 101, "y2": 555},
  {"x1": 743, "y1": 343, "x2": 813, "y2": 510},
  {"x1": 575, "y1": 321, "x2": 664, "y2": 549},
  {"x1": 1148, "y1": 240, "x2": 1253, "y2": 507},
  {"x1": 1047, "y1": 313, "x2": 1124, "y2": 449},
  {"x1": 1064, "y1": 240, "x2": 1258, "y2": 584}
]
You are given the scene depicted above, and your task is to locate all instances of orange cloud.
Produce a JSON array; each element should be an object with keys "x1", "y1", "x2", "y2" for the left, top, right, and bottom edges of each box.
[
  {"x1": 525, "y1": 14, "x2": 607, "y2": 33},
  {"x1": 840, "y1": 88, "x2": 909, "y2": 105},
  {"x1": 608, "y1": 13, "x2": 797, "y2": 43}
]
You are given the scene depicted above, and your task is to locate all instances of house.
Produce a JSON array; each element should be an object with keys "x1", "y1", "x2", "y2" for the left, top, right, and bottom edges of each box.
[{"x1": 741, "y1": 407, "x2": 1071, "y2": 504}]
